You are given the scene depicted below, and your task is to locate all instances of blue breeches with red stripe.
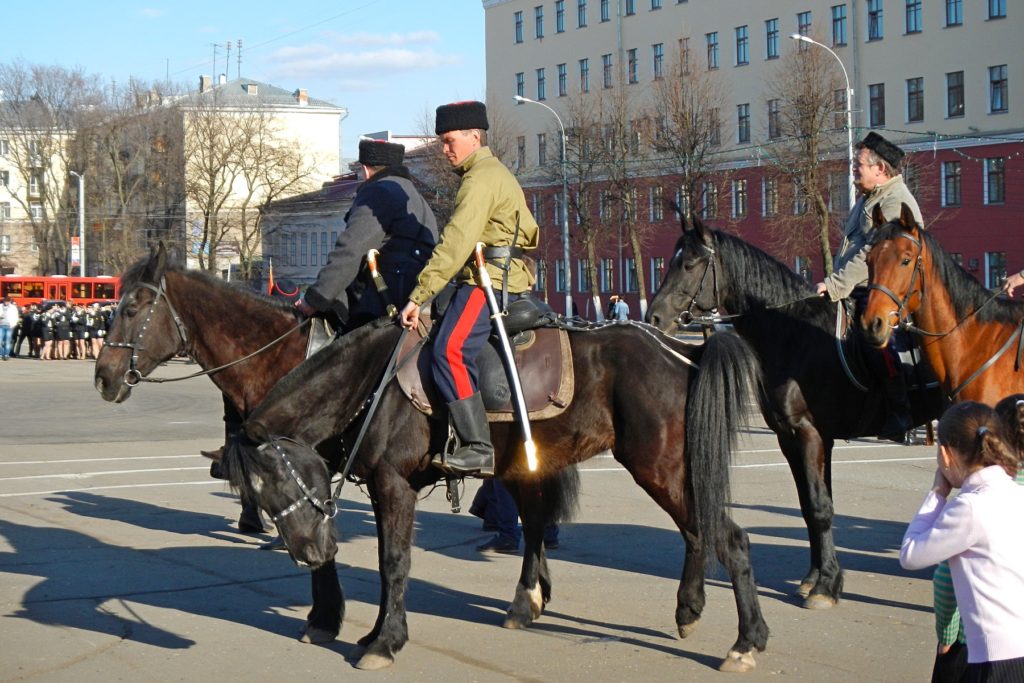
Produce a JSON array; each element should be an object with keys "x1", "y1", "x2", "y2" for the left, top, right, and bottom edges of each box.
[{"x1": 432, "y1": 283, "x2": 518, "y2": 402}]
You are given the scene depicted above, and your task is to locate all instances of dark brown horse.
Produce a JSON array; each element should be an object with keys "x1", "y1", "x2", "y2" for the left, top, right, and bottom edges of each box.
[
  {"x1": 646, "y1": 215, "x2": 944, "y2": 609},
  {"x1": 861, "y1": 205, "x2": 1024, "y2": 404},
  {"x1": 223, "y1": 316, "x2": 770, "y2": 672}
]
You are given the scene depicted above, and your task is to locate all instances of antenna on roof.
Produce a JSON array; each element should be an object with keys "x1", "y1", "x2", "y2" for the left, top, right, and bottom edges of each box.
[
  {"x1": 237, "y1": 39, "x2": 243, "y2": 79},
  {"x1": 225, "y1": 41, "x2": 231, "y2": 80}
]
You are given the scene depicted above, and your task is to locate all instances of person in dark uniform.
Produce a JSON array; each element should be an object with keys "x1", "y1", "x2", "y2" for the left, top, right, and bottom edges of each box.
[
  {"x1": 296, "y1": 139, "x2": 437, "y2": 327},
  {"x1": 11, "y1": 304, "x2": 33, "y2": 358},
  {"x1": 399, "y1": 101, "x2": 539, "y2": 476}
]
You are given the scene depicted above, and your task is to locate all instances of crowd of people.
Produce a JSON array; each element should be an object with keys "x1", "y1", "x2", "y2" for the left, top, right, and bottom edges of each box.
[{"x1": 0, "y1": 298, "x2": 114, "y2": 361}]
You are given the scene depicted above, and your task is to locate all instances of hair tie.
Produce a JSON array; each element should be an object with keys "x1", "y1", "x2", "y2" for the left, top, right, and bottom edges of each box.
[
  {"x1": 977, "y1": 425, "x2": 989, "y2": 437},
  {"x1": 1016, "y1": 399, "x2": 1024, "y2": 408}
]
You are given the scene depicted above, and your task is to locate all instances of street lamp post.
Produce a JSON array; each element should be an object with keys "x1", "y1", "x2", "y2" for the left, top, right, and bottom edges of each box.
[
  {"x1": 513, "y1": 94, "x2": 572, "y2": 317},
  {"x1": 789, "y1": 34, "x2": 856, "y2": 211},
  {"x1": 69, "y1": 170, "x2": 86, "y2": 276}
]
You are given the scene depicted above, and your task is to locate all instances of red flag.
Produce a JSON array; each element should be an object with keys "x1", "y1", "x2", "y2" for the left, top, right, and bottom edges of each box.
[{"x1": 266, "y1": 257, "x2": 275, "y2": 295}]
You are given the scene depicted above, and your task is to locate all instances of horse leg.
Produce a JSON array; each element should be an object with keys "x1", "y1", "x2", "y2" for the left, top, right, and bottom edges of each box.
[
  {"x1": 504, "y1": 480, "x2": 550, "y2": 629},
  {"x1": 715, "y1": 513, "x2": 770, "y2": 673},
  {"x1": 300, "y1": 560, "x2": 344, "y2": 644},
  {"x1": 350, "y1": 466, "x2": 416, "y2": 671},
  {"x1": 779, "y1": 431, "x2": 843, "y2": 608},
  {"x1": 677, "y1": 529, "x2": 706, "y2": 638}
]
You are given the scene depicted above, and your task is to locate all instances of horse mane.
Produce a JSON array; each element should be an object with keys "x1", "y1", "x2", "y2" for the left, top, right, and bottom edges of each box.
[
  {"x1": 872, "y1": 223, "x2": 1024, "y2": 324},
  {"x1": 120, "y1": 255, "x2": 297, "y2": 316},
  {"x1": 690, "y1": 227, "x2": 832, "y2": 326}
]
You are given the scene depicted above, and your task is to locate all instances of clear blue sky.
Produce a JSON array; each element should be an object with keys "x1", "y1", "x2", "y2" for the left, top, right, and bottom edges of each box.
[{"x1": 3, "y1": 0, "x2": 486, "y2": 161}]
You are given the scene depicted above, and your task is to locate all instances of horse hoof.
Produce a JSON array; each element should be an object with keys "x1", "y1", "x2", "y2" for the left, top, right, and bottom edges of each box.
[
  {"x1": 299, "y1": 626, "x2": 338, "y2": 644},
  {"x1": 348, "y1": 644, "x2": 366, "y2": 661},
  {"x1": 356, "y1": 653, "x2": 394, "y2": 671},
  {"x1": 718, "y1": 649, "x2": 757, "y2": 673},
  {"x1": 502, "y1": 613, "x2": 530, "y2": 630},
  {"x1": 795, "y1": 581, "x2": 813, "y2": 599},
  {"x1": 678, "y1": 618, "x2": 701, "y2": 639},
  {"x1": 802, "y1": 594, "x2": 837, "y2": 610}
]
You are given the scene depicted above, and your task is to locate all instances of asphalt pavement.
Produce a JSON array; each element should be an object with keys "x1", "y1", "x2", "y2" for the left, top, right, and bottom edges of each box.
[{"x1": 0, "y1": 356, "x2": 942, "y2": 682}]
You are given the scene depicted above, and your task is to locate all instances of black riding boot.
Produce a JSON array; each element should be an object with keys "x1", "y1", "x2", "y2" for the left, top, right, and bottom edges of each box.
[
  {"x1": 444, "y1": 392, "x2": 495, "y2": 476},
  {"x1": 879, "y1": 365, "x2": 913, "y2": 443}
]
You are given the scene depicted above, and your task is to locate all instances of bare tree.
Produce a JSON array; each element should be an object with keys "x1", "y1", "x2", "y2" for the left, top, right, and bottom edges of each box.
[
  {"x1": 0, "y1": 60, "x2": 103, "y2": 274},
  {"x1": 761, "y1": 40, "x2": 847, "y2": 275}
]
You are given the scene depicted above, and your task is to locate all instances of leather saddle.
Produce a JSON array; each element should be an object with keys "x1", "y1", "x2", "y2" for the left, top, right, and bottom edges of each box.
[
  {"x1": 835, "y1": 298, "x2": 938, "y2": 391},
  {"x1": 397, "y1": 313, "x2": 574, "y2": 423}
]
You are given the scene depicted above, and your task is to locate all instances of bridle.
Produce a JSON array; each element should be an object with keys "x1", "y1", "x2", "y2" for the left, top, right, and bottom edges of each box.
[
  {"x1": 671, "y1": 242, "x2": 723, "y2": 327},
  {"x1": 259, "y1": 437, "x2": 338, "y2": 524},
  {"x1": 866, "y1": 230, "x2": 925, "y2": 331},
  {"x1": 104, "y1": 277, "x2": 190, "y2": 387}
]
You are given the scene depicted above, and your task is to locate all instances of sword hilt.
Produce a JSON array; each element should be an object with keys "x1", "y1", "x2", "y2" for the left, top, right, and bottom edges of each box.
[{"x1": 367, "y1": 249, "x2": 397, "y2": 317}]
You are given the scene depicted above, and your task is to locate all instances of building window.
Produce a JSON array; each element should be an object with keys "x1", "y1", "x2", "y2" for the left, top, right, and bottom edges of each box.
[
  {"x1": 538, "y1": 133, "x2": 548, "y2": 166},
  {"x1": 830, "y1": 172, "x2": 851, "y2": 212},
  {"x1": 766, "y1": 18, "x2": 780, "y2": 58},
  {"x1": 906, "y1": 0, "x2": 922, "y2": 33},
  {"x1": 906, "y1": 77, "x2": 924, "y2": 123},
  {"x1": 535, "y1": 260, "x2": 547, "y2": 292},
  {"x1": 735, "y1": 25, "x2": 749, "y2": 65},
  {"x1": 986, "y1": 252, "x2": 1007, "y2": 289},
  {"x1": 653, "y1": 43, "x2": 664, "y2": 79},
  {"x1": 577, "y1": 258, "x2": 591, "y2": 292},
  {"x1": 625, "y1": 258, "x2": 638, "y2": 293},
  {"x1": 834, "y1": 88, "x2": 848, "y2": 129},
  {"x1": 832, "y1": 5, "x2": 848, "y2": 45},
  {"x1": 578, "y1": 0, "x2": 588, "y2": 27},
  {"x1": 0, "y1": 202, "x2": 10, "y2": 219},
  {"x1": 516, "y1": 136, "x2": 526, "y2": 170},
  {"x1": 737, "y1": 103, "x2": 750, "y2": 143},
  {"x1": 625, "y1": 0, "x2": 636, "y2": 15},
  {"x1": 798, "y1": 11, "x2": 812, "y2": 38},
  {"x1": 868, "y1": 0, "x2": 884, "y2": 40},
  {"x1": 516, "y1": 72, "x2": 525, "y2": 98},
  {"x1": 300, "y1": 233, "x2": 308, "y2": 266},
  {"x1": 767, "y1": 99, "x2": 781, "y2": 139},
  {"x1": 676, "y1": 186, "x2": 692, "y2": 215},
  {"x1": 29, "y1": 202, "x2": 42, "y2": 220},
  {"x1": 601, "y1": 0, "x2": 610, "y2": 22},
  {"x1": 650, "y1": 256, "x2": 665, "y2": 291},
  {"x1": 702, "y1": 181, "x2": 718, "y2": 219},
  {"x1": 984, "y1": 157, "x2": 1005, "y2": 204},
  {"x1": 29, "y1": 172, "x2": 41, "y2": 197},
  {"x1": 556, "y1": 0, "x2": 566, "y2": 32},
  {"x1": 989, "y1": 65, "x2": 1008, "y2": 113},
  {"x1": 989, "y1": 0, "x2": 1006, "y2": 19},
  {"x1": 515, "y1": 11, "x2": 524, "y2": 43},
  {"x1": 650, "y1": 186, "x2": 664, "y2": 221},
  {"x1": 535, "y1": 5, "x2": 544, "y2": 38},
  {"x1": 554, "y1": 192, "x2": 565, "y2": 225},
  {"x1": 557, "y1": 63, "x2": 568, "y2": 96},
  {"x1": 555, "y1": 259, "x2": 568, "y2": 293},
  {"x1": 579, "y1": 58, "x2": 590, "y2": 92},
  {"x1": 706, "y1": 32, "x2": 719, "y2": 69},
  {"x1": 946, "y1": 0, "x2": 962, "y2": 26},
  {"x1": 869, "y1": 83, "x2": 886, "y2": 127},
  {"x1": 0, "y1": 235, "x2": 9, "y2": 253},
  {"x1": 679, "y1": 37, "x2": 691, "y2": 72},
  {"x1": 600, "y1": 258, "x2": 614, "y2": 293},
  {"x1": 941, "y1": 161, "x2": 961, "y2": 206},
  {"x1": 0, "y1": 171, "x2": 8, "y2": 187},
  {"x1": 627, "y1": 48, "x2": 639, "y2": 83},
  {"x1": 947, "y1": 71, "x2": 964, "y2": 117},
  {"x1": 709, "y1": 108, "x2": 721, "y2": 146},
  {"x1": 321, "y1": 232, "x2": 329, "y2": 266},
  {"x1": 732, "y1": 179, "x2": 748, "y2": 217},
  {"x1": 0, "y1": 139, "x2": 8, "y2": 156},
  {"x1": 793, "y1": 181, "x2": 808, "y2": 215},
  {"x1": 602, "y1": 53, "x2": 613, "y2": 88},
  {"x1": 536, "y1": 68, "x2": 547, "y2": 100},
  {"x1": 651, "y1": 0, "x2": 662, "y2": 8}
]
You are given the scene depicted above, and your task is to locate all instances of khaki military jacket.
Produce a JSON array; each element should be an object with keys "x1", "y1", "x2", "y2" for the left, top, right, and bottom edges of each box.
[
  {"x1": 408, "y1": 147, "x2": 538, "y2": 305},
  {"x1": 823, "y1": 174, "x2": 924, "y2": 302}
]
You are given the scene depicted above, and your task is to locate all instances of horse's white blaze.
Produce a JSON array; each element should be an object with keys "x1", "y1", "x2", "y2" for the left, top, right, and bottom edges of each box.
[{"x1": 527, "y1": 582, "x2": 543, "y2": 619}]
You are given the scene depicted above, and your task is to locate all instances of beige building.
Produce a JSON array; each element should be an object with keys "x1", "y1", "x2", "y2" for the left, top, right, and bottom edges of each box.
[{"x1": 484, "y1": 0, "x2": 1022, "y2": 313}]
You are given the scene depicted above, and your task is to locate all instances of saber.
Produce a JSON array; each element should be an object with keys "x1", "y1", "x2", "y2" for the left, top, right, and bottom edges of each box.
[
  {"x1": 367, "y1": 249, "x2": 397, "y2": 317},
  {"x1": 474, "y1": 242, "x2": 538, "y2": 471}
]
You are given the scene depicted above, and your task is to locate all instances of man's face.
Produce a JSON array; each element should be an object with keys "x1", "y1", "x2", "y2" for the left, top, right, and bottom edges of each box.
[
  {"x1": 440, "y1": 129, "x2": 480, "y2": 168},
  {"x1": 853, "y1": 148, "x2": 888, "y2": 192}
]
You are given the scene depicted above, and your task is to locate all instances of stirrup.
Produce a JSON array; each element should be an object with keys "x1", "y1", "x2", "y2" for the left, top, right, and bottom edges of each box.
[{"x1": 430, "y1": 452, "x2": 494, "y2": 478}]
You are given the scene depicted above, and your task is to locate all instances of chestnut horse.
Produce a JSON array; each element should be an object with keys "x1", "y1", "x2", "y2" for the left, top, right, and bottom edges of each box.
[
  {"x1": 646, "y1": 214, "x2": 944, "y2": 609},
  {"x1": 223, "y1": 317, "x2": 770, "y2": 672},
  {"x1": 861, "y1": 205, "x2": 1024, "y2": 404}
]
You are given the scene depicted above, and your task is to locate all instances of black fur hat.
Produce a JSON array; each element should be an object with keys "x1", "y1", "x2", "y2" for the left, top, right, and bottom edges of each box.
[
  {"x1": 858, "y1": 131, "x2": 904, "y2": 169},
  {"x1": 435, "y1": 100, "x2": 489, "y2": 135},
  {"x1": 358, "y1": 139, "x2": 405, "y2": 168}
]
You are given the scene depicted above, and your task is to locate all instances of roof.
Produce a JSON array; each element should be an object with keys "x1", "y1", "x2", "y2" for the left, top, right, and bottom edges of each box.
[
  {"x1": 188, "y1": 77, "x2": 346, "y2": 112},
  {"x1": 263, "y1": 173, "x2": 361, "y2": 213}
]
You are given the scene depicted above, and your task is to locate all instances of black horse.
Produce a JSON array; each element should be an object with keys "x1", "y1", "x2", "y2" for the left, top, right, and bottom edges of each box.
[
  {"x1": 646, "y1": 215, "x2": 943, "y2": 608},
  {"x1": 224, "y1": 316, "x2": 770, "y2": 672}
]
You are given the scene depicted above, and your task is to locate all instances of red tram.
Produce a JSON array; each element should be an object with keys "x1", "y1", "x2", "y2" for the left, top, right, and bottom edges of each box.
[{"x1": 0, "y1": 275, "x2": 120, "y2": 307}]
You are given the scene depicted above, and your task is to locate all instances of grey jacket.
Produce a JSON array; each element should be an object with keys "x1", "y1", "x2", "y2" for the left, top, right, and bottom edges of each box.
[{"x1": 823, "y1": 174, "x2": 924, "y2": 302}]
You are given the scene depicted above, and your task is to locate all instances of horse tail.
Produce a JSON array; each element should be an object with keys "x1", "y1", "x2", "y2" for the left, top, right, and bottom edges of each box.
[
  {"x1": 541, "y1": 466, "x2": 580, "y2": 525},
  {"x1": 685, "y1": 330, "x2": 762, "y2": 566}
]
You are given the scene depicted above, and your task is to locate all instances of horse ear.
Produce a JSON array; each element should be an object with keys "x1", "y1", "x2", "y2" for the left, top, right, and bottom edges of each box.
[
  {"x1": 898, "y1": 203, "x2": 920, "y2": 231},
  {"x1": 691, "y1": 212, "x2": 712, "y2": 245},
  {"x1": 871, "y1": 203, "x2": 887, "y2": 227},
  {"x1": 143, "y1": 242, "x2": 168, "y2": 283}
]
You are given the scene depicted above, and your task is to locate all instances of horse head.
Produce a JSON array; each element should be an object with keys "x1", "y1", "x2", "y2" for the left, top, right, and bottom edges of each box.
[
  {"x1": 861, "y1": 203, "x2": 925, "y2": 348},
  {"x1": 222, "y1": 433, "x2": 338, "y2": 569},
  {"x1": 94, "y1": 242, "x2": 189, "y2": 402},
  {"x1": 646, "y1": 211, "x2": 721, "y2": 334}
]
